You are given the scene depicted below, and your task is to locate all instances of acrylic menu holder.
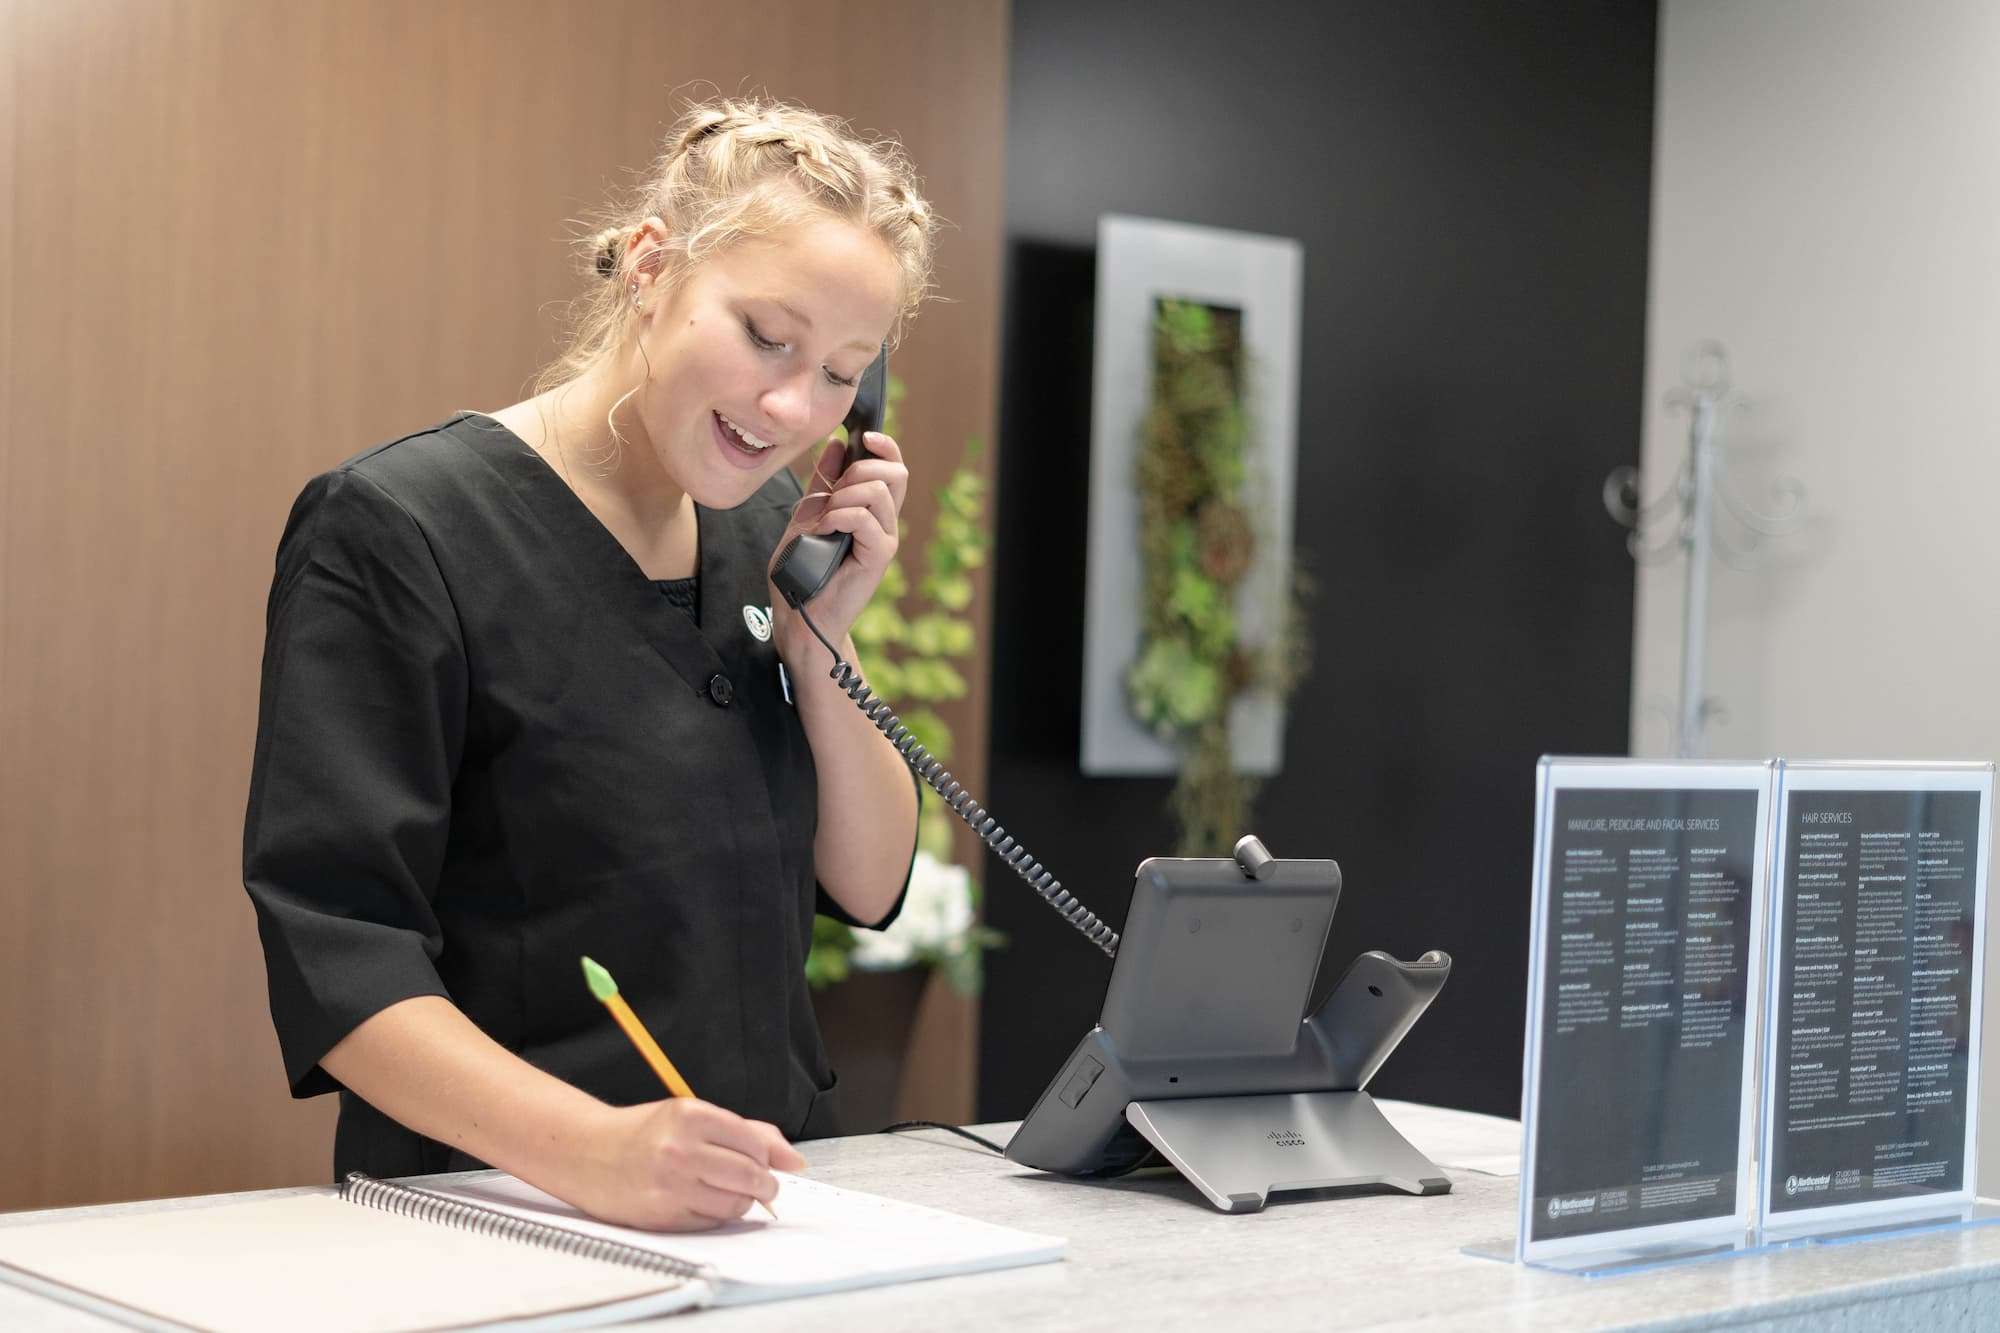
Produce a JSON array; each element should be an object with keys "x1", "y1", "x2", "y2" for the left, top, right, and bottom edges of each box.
[
  {"x1": 1756, "y1": 760, "x2": 2000, "y2": 1250},
  {"x1": 1465, "y1": 758, "x2": 1775, "y2": 1276}
]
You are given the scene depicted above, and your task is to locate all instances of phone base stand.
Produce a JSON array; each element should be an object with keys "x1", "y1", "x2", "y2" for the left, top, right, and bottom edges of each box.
[
  {"x1": 1126, "y1": 1090, "x2": 1449, "y2": 1213},
  {"x1": 1006, "y1": 842, "x2": 1456, "y2": 1214}
]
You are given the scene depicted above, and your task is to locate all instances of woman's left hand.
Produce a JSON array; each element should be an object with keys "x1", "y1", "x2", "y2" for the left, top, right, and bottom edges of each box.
[{"x1": 768, "y1": 430, "x2": 907, "y2": 667}]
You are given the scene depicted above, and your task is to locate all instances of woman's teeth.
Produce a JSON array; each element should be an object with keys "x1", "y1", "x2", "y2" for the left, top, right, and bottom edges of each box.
[{"x1": 717, "y1": 412, "x2": 775, "y2": 452}]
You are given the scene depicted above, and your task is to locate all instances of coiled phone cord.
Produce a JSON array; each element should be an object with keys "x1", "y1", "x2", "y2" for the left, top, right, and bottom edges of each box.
[{"x1": 789, "y1": 600, "x2": 1120, "y2": 958}]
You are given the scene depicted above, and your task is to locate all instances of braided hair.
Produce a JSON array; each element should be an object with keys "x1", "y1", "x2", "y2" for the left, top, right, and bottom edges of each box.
[{"x1": 543, "y1": 96, "x2": 939, "y2": 399}]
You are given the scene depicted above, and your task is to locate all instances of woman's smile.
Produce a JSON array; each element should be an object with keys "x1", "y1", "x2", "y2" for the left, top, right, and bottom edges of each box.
[{"x1": 712, "y1": 409, "x2": 777, "y2": 469}]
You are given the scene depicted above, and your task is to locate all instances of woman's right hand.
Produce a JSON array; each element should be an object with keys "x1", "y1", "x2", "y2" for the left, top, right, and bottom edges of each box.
[
  {"x1": 316, "y1": 998, "x2": 805, "y2": 1232},
  {"x1": 566, "y1": 1098, "x2": 809, "y2": 1231}
]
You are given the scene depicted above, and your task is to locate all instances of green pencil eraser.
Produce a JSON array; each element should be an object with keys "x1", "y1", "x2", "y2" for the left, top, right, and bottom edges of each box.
[{"x1": 581, "y1": 956, "x2": 618, "y2": 1001}]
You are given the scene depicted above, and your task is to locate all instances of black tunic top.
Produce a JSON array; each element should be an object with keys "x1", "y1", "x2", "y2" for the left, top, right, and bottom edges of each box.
[
  {"x1": 242, "y1": 412, "x2": 908, "y2": 1180},
  {"x1": 655, "y1": 575, "x2": 700, "y2": 622}
]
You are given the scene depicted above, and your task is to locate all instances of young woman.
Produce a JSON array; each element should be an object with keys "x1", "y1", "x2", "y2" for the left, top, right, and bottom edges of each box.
[{"x1": 243, "y1": 97, "x2": 937, "y2": 1231}]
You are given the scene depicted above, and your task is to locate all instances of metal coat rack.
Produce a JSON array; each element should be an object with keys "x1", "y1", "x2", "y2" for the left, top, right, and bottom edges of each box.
[{"x1": 1605, "y1": 342, "x2": 1807, "y2": 757}]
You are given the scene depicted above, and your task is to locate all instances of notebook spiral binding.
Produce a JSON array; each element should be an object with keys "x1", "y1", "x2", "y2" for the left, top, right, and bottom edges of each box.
[{"x1": 341, "y1": 1173, "x2": 713, "y2": 1284}]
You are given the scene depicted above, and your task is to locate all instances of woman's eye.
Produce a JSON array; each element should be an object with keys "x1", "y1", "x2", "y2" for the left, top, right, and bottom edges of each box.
[{"x1": 746, "y1": 317, "x2": 853, "y2": 388}]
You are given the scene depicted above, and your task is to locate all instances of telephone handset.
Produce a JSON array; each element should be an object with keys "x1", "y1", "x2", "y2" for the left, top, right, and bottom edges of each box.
[
  {"x1": 772, "y1": 348, "x2": 1119, "y2": 957},
  {"x1": 771, "y1": 348, "x2": 890, "y2": 607}
]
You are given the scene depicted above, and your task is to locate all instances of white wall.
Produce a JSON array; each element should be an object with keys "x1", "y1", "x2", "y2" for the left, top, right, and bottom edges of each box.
[{"x1": 1639, "y1": 0, "x2": 2000, "y2": 1189}]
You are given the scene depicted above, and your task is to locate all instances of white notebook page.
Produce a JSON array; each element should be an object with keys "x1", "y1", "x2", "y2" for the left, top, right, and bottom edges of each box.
[
  {"x1": 0, "y1": 1193, "x2": 697, "y2": 1333},
  {"x1": 435, "y1": 1173, "x2": 1067, "y2": 1302}
]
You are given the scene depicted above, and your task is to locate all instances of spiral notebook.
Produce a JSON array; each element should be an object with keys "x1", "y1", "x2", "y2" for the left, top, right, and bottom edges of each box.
[{"x1": 0, "y1": 1170, "x2": 1066, "y2": 1332}]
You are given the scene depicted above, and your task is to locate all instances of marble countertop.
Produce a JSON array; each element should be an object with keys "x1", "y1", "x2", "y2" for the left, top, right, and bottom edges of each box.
[{"x1": 5, "y1": 1101, "x2": 1998, "y2": 1331}]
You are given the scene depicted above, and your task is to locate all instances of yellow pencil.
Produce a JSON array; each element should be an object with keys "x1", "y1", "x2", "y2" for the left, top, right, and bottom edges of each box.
[{"x1": 581, "y1": 955, "x2": 776, "y2": 1219}]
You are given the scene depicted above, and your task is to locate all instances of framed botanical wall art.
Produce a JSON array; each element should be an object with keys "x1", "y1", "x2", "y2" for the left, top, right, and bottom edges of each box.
[{"x1": 1081, "y1": 215, "x2": 1304, "y2": 789}]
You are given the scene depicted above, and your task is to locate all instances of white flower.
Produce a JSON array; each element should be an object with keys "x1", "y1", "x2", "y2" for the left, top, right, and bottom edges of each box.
[
  {"x1": 848, "y1": 922, "x2": 915, "y2": 970},
  {"x1": 850, "y1": 851, "x2": 977, "y2": 971}
]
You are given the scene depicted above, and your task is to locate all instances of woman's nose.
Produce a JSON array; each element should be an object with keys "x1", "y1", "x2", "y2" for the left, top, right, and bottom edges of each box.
[{"x1": 759, "y1": 372, "x2": 817, "y2": 438}]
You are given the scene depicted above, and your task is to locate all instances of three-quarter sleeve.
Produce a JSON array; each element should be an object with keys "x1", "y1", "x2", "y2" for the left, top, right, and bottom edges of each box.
[
  {"x1": 813, "y1": 767, "x2": 921, "y2": 931},
  {"x1": 243, "y1": 467, "x2": 467, "y2": 1097}
]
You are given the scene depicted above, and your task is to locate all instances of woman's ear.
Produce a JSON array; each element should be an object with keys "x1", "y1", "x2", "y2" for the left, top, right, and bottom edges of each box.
[{"x1": 625, "y1": 217, "x2": 672, "y2": 291}]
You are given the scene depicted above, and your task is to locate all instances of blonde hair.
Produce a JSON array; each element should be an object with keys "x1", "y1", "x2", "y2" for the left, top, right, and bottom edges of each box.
[{"x1": 538, "y1": 96, "x2": 939, "y2": 400}]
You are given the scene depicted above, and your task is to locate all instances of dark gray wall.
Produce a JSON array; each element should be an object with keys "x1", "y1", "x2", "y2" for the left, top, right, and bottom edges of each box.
[{"x1": 980, "y1": 0, "x2": 1657, "y2": 1121}]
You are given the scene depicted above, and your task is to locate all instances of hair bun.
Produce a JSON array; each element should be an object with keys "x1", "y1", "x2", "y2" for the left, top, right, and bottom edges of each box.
[{"x1": 590, "y1": 226, "x2": 628, "y2": 279}]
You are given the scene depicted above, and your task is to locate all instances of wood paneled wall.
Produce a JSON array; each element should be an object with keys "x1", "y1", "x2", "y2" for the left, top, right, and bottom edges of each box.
[{"x1": 0, "y1": 0, "x2": 1008, "y2": 1211}]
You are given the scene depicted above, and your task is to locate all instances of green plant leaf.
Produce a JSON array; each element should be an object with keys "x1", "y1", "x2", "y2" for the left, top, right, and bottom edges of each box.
[
  {"x1": 862, "y1": 657, "x2": 907, "y2": 699},
  {"x1": 1156, "y1": 299, "x2": 1216, "y2": 356},
  {"x1": 923, "y1": 573, "x2": 974, "y2": 611},
  {"x1": 1166, "y1": 659, "x2": 1222, "y2": 727},
  {"x1": 805, "y1": 917, "x2": 857, "y2": 989},
  {"x1": 939, "y1": 947, "x2": 982, "y2": 997},
  {"x1": 941, "y1": 484, "x2": 982, "y2": 519},
  {"x1": 898, "y1": 707, "x2": 953, "y2": 760},
  {"x1": 1193, "y1": 606, "x2": 1237, "y2": 660},
  {"x1": 898, "y1": 660, "x2": 943, "y2": 700},
  {"x1": 905, "y1": 615, "x2": 944, "y2": 656},
  {"x1": 906, "y1": 613, "x2": 975, "y2": 658},
  {"x1": 917, "y1": 806, "x2": 957, "y2": 861},
  {"x1": 937, "y1": 617, "x2": 976, "y2": 655},
  {"x1": 850, "y1": 601, "x2": 908, "y2": 648},
  {"x1": 900, "y1": 660, "x2": 968, "y2": 702},
  {"x1": 883, "y1": 374, "x2": 908, "y2": 440},
  {"x1": 1169, "y1": 567, "x2": 1220, "y2": 624},
  {"x1": 1127, "y1": 637, "x2": 1207, "y2": 731}
]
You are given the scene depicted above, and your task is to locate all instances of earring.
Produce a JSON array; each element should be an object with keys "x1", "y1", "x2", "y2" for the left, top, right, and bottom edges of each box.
[{"x1": 629, "y1": 282, "x2": 642, "y2": 312}]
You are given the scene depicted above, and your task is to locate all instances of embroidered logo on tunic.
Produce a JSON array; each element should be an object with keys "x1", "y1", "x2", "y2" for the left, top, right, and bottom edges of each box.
[{"x1": 743, "y1": 604, "x2": 773, "y2": 642}]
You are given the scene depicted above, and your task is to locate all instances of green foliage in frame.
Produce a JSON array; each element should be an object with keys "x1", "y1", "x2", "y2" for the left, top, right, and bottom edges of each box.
[{"x1": 1128, "y1": 299, "x2": 1312, "y2": 856}]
